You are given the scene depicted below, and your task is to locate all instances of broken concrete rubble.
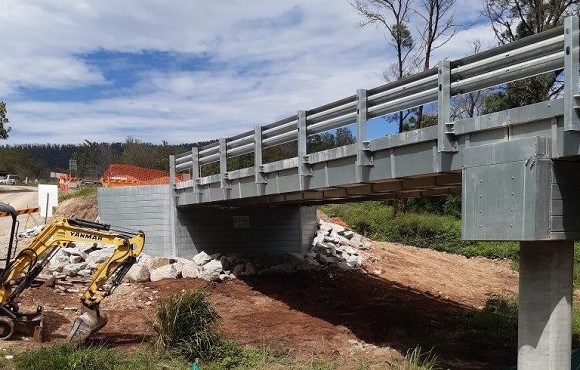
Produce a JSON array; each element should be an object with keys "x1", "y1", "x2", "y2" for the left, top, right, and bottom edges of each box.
[
  {"x1": 84, "y1": 248, "x2": 114, "y2": 265},
  {"x1": 150, "y1": 264, "x2": 180, "y2": 282},
  {"x1": 62, "y1": 263, "x2": 86, "y2": 277},
  {"x1": 125, "y1": 263, "x2": 150, "y2": 283},
  {"x1": 200, "y1": 260, "x2": 223, "y2": 281},
  {"x1": 45, "y1": 217, "x2": 371, "y2": 284},
  {"x1": 192, "y1": 251, "x2": 211, "y2": 266},
  {"x1": 181, "y1": 261, "x2": 200, "y2": 279}
]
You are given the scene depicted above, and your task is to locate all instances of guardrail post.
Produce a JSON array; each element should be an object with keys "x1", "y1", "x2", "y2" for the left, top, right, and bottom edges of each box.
[
  {"x1": 564, "y1": 15, "x2": 580, "y2": 132},
  {"x1": 169, "y1": 155, "x2": 176, "y2": 189},
  {"x1": 254, "y1": 126, "x2": 266, "y2": 196},
  {"x1": 192, "y1": 147, "x2": 201, "y2": 203},
  {"x1": 298, "y1": 110, "x2": 310, "y2": 190},
  {"x1": 438, "y1": 60, "x2": 457, "y2": 153},
  {"x1": 357, "y1": 89, "x2": 372, "y2": 183},
  {"x1": 219, "y1": 138, "x2": 230, "y2": 199}
]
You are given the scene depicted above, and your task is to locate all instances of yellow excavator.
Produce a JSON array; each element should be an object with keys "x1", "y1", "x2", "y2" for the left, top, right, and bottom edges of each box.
[{"x1": 0, "y1": 202, "x2": 145, "y2": 343}]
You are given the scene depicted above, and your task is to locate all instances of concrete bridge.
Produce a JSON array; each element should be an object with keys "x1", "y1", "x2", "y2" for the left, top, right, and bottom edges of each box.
[{"x1": 100, "y1": 16, "x2": 579, "y2": 369}]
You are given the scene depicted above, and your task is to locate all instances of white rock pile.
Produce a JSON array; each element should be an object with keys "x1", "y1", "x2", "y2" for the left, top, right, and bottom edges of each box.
[
  {"x1": 48, "y1": 242, "x2": 116, "y2": 278},
  {"x1": 41, "y1": 218, "x2": 372, "y2": 283}
]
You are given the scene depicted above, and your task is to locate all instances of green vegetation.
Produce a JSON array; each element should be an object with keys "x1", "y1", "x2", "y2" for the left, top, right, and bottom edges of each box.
[
  {"x1": 463, "y1": 295, "x2": 518, "y2": 349},
  {"x1": 321, "y1": 201, "x2": 580, "y2": 289},
  {"x1": 321, "y1": 201, "x2": 519, "y2": 260},
  {"x1": 204, "y1": 340, "x2": 295, "y2": 370},
  {"x1": 11, "y1": 345, "x2": 190, "y2": 370},
  {"x1": 464, "y1": 294, "x2": 580, "y2": 347},
  {"x1": 152, "y1": 290, "x2": 222, "y2": 361},
  {"x1": 390, "y1": 347, "x2": 440, "y2": 370},
  {"x1": 2, "y1": 289, "x2": 528, "y2": 370},
  {"x1": 58, "y1": 186, "x2": 98, "y2": 202},
  {"x1": 4, "y1": 342, "x2": 345, "y2": 370},
  {"x1": 0, "y1": 139, "x2": 195, "y2": 182}
]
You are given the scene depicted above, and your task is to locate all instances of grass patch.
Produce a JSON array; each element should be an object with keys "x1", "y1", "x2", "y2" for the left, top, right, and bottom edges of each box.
[
  {"x1": 151, "y1": 289, "x2": 223, "y2": 361},
  {"x1": 12, "y1": 344, "x2": 190, "y2": 370},
  {"x1": 389, "y1": 347, "x2": 440, "y2": 370},
  {"x1": 8, "y1": 341, "x2": 343, "y2": 370},
  {"x1": 202, "y1": 340, "x2": 293, "y2": 369},
  {"x1": 58, "y1": 186, "x2": 97, "y2": 202},
  {"x1": 464, "y1": 295, "x2": 580, "y2": 347},
  {"x1": 463, "y1": 295, "x2": 518, "y2": 350}
]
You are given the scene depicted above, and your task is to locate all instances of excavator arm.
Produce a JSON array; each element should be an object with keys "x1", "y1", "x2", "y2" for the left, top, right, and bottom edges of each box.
[{"x1": 0, "y1": 213, "x2": 145, "y2": 343}]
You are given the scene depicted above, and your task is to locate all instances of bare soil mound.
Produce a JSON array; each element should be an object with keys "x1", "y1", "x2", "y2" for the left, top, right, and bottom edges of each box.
[{"x1": 53, "y1": 194, "x2": 99, "y2": 221}]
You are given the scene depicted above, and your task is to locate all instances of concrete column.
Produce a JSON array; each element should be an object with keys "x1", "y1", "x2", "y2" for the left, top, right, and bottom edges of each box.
[
  {"x1": 169, "y1": 155, "x2": 177, "y2": 258},
  {"x1": 518, "y1": 240, "x2": 573, "y2": 369}
]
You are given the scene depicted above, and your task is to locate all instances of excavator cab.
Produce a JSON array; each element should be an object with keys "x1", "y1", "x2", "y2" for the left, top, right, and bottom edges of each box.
[
  {"x1": 0, "y1": 202, "x2": 44, "y2": 341},
  {"x1": 0, "y1": 202, "x2": 18, "y2": 269},
  {"x1": 0, "y1": 201, "x2": 145, "y2": 344}
]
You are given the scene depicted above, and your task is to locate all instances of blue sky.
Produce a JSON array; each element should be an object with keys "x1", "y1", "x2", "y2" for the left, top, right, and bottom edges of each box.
[{"x1": 1, "y1": 0, "x2": 495, "y2": 145}]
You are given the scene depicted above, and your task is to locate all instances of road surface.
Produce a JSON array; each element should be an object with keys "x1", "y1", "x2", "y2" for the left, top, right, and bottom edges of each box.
[{"x1": 0, "y1": 186, "x2": 41, "y2": 259}]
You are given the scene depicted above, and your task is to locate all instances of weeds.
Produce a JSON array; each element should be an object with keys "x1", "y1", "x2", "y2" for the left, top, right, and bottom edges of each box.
[
  {"x1": 206, "y1": 340, "x2": 289, "y2": 369},
  {"x1": 59, "y1": 186, "x2": 97, "y2": 202},
  {"x1": 389, "y1": 347, "x2": 440, "y2": 370},
  {"x1": 463, "y1": 295, "x2": 518, "y2": 350},
  {"x1": 151, "y1": 290, "x2": 222, "y2": 360}
]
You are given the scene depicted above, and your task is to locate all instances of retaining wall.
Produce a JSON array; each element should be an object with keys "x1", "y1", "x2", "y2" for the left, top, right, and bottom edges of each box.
[
  {"x1": 98, "y1": 185, "x2": 317, "y2": 258},
  {"x1": 98, "y1": 185, "x2": 173, "y2": 256}
]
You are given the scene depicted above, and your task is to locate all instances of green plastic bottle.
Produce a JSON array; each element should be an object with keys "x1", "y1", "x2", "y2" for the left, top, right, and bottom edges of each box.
[{"x1": 191, "y1": 358, "x2": 200, "y2": 370}]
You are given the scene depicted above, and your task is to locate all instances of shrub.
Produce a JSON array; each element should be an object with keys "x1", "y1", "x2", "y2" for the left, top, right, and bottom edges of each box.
[{"x1": 151, "y1": 290, "x2": 222, "y2": 360}]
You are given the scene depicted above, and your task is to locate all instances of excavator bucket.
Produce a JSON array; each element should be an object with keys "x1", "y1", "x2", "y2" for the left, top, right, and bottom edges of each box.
[
  {"x1": 17, "y1": 306, "x2": 45, "y2": 342},
  {"x1": 67, "y1": 305, "x2": 107, "y2": 344}
]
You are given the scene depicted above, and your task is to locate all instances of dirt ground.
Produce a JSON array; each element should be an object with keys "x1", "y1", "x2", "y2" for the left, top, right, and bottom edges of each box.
[{"x1": 0, "y1": 194, "x2": 521, "y2": 369}]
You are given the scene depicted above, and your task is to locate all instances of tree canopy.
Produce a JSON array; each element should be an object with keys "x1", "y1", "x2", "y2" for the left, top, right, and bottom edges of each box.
[
  {"x1": 0, "y1": 102, "x2": 11, "y2": 140},
  {"x1": 482, "y1": 0, "x2": 578, "y2": 111}
]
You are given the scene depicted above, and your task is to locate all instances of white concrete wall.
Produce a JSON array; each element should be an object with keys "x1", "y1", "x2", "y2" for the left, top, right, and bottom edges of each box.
[
  {"x1": 99, "y1": 185, "x2": 318, "y2": 259},
  {"x1": 98, "y1": 185, "x2": 173, "y2": 257}
]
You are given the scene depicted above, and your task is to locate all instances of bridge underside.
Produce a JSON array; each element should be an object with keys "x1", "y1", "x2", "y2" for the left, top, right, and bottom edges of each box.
[{"x1": 182, "y1": 172, "x2": 462, "y2": 208}]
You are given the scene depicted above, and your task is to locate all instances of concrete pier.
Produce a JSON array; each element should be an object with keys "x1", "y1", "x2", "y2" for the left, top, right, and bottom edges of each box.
[{"x1": 518, "y1": 241, "x2": 573, "y2": 369}]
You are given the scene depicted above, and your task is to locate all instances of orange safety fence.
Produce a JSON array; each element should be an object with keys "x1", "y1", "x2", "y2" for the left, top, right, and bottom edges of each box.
[
  {"x1": 59, "y1": 174, "x2": 80, "y2": 192},
  {"x1": 101, "y1": 164, "x2": 189, "y2": 187}
]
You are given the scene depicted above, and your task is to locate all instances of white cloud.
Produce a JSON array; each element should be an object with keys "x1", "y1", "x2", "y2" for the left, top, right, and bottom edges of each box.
[{"x1": 1, "y1": 0, "x2": 497, "y2": 145}]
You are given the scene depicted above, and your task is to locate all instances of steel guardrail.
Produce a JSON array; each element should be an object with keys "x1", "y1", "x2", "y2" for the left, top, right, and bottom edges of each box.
[{"x1": 172, "y1": 17, "x2": 577, "y2": 192}]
